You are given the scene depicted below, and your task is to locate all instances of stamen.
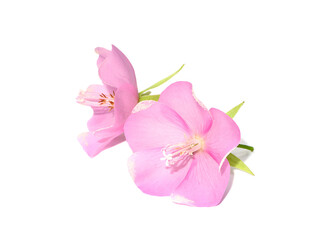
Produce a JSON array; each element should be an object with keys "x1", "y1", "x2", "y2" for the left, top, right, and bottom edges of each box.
[
  {"x1": 77, "y1": 90, "x2": 115, "y2": 111},
  {"x1": 161, "y1": 137, "x2": 204, "y2": 167}
]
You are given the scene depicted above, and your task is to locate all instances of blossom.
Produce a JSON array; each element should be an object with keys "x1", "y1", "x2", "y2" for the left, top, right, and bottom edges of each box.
[
  {"x1": 124, "y1": 82, "x2": 240, "y2": 207},
  {"x1": 77, "y1": 45, "x2": 138, "y2": 157}
]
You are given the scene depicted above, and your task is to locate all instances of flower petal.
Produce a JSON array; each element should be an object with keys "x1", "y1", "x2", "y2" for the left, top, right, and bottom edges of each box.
[
  {"x1": 95, "y1": 47, "x2": 111, "y2": 68},
  {"x1": 171, "y1": 151, "x2": 230, "y2": 207},
  {"x1": 98, "y1": 45, "x2": 137, "y2": 89},
  {"x1": 87, "y1": 110, "x2": 114, "y2": 132},
  {"x1": 132, "y1": 100, "x2": 156, "y2": 113},
  {"x1": 77, "y1": 84, "x2": 110, "y2": 107},
  {"x1": 159, "y1": 81, "x2": 212, "y2": 135},
  {"x1": 77, "y1": 84, "x2": 115, "y2": 132},
  {"x1": 128, "y1": 148, "x2": 192, "y2": 196},
  {"x1": 78, "y1": 132, "x2": 125, "y2": 158},
  {"x1": 92, "y1": 124, "x2": 124, "y2": 140},
  {"x1": 124, "y1": 102, "x2": 190, "y2": 152},
  {"x1": 94, "y1": 84, "x2": 138, "y2": 138},
  {"x1": 205, "y1": 108, "x2": 241, "y2": 165},
  {"x1": 92, "y1": 83, "x2": 138, "y2": 139},
  {"x1": 113, "y1": 83, "x2": 139, "y2": 127}
]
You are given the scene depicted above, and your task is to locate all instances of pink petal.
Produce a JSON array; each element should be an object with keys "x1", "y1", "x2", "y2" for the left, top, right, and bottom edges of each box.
[
  {"x1": 113, "y1": 83, "x2": 139, "y2": 127},
  {"x1": 77, "y1": 84, "x2": 110, "y2": 107},
  {"x1": 204, "y1": 108, "x2": 241, "y2": 165},
  {"x1": 171, "y1": 151, "x2": 230, "y2": 207},
  {"x1": 87, "y1": 110, "x2": 114, "y2": 132},
  {"x1": 77, "y1": 84, "x2": 115, "y2": 132},
  {"x1": 132, "y1": 100, "x2": 156, "y2": 113},
  {"x1": 78, "y1": 132, "x2": 125, "y2": 158},
  {"x1": 124, "y1": 102, "x2": 190, "y2": 152},
  {"x1": 128, "y1": 148, "x2": 192, "y2": 196},
  {"x1": 95, "y1": 47, "x2": 111, "y2": 68},
  {"x1": 98, "y1": 45, "x2": 137, "y2": 90},
  {"x1": 159, "y1": 81, "x2": 212, "y2": 135},
  {"x1": 92, "y1": 83, "x2": 138, "y2": 138},
  {"x1": 92, "y1": 124, "x2": 124, "y2": 140}
]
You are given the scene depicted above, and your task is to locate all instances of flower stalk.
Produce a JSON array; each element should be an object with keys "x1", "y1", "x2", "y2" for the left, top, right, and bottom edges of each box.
[{"x1": 237, "y1": 144, "x2": 254, "y2": 152}]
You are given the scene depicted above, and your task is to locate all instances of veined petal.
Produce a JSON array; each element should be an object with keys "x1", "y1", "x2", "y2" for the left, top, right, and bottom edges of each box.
[
  {"x1": 98, "y1": 45, "x2": 137, "y2": 90},
  {"x1": 172, "y1": 151, "x2": 230, "y2": 207},
  {"x1": 124, "y1": 102, "x2": 191, "y2": 152},
  {"x1": 205, "y1": 108, "x2": 241, "y2": 165},
  {"x1": 78, "y1": 132, "x2": 125, "y2": 158},
  {"x1": 159, "y1": 81, "x2": 212, "y2": 135},
  {"x1": 128, "y1": 148, "x2": 192, "y2": 196}
]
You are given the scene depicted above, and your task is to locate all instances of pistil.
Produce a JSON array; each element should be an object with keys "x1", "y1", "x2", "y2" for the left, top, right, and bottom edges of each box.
[{"x1": 161, "y1": 136, "x2": 204, "y2": 167}]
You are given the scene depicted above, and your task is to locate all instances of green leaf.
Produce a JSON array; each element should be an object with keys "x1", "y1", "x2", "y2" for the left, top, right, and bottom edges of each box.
[
  {"x1": 226, "y1": 101, "x2": 244, "y2": 119},
  {"x1": 139, "y1": 64, "x2": 185, "y2": 96},
  {"x1": 139, "y1": 94, "x2": 160, "y2": 102},
  {"x1": 227, "y1": 153, "x2": 254, "y2": 176}
]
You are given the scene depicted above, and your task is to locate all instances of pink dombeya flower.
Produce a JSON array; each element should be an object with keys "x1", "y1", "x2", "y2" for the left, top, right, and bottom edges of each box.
[
  {"x1": 124, "y1": 82, "x2": 240, "y2": 207},
  {"x1": 77, "y1": 45, "x2": 138, "y2": 157}
]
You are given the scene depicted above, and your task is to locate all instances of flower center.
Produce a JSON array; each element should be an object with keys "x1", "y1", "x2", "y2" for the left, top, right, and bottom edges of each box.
[
  {"x1": 161, "y1": 136, "x2": 204, "y2": 167},
  {"x1": 77, "y1": 90, "x2": 115, "y2": 111}
]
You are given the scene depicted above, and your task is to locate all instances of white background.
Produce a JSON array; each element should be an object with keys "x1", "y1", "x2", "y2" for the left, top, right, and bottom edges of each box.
[{"x1": 1, "y1": 0, "x2": 319, "y2": 239}]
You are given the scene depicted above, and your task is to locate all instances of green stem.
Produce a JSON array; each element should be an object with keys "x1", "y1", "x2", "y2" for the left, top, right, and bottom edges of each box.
[
  {"x1": 140, "y1": 91, "x2": 151, "y2": 97},
  {"x1": 237, "y1": 144, "x2": 254, "y2": 152}
]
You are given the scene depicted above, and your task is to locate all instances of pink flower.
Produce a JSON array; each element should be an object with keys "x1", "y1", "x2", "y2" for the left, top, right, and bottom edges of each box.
[
  {"x1": 124, "y1": 82, "x2": 240, "y2": 207},
  {"x1": 77, "y1": 45, "x2": 138, "y2": 157}
]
